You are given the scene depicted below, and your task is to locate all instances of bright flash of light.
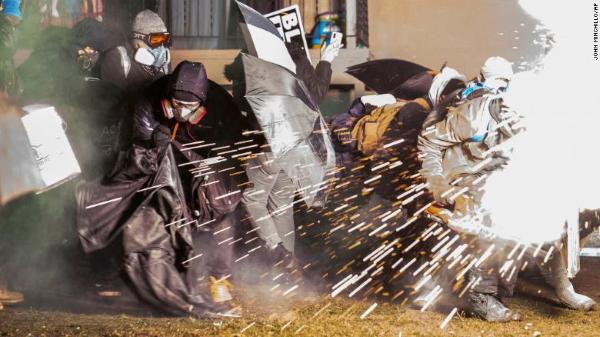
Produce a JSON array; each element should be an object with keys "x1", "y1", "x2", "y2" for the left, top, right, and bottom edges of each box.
[{"x1": 481, "y1": 0, "x2": 600, "y2": 244}]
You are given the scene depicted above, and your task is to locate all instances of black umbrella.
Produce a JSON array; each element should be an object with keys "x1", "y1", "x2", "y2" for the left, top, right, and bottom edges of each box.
[
  {"x1": 346, "y1": 59, "x2": 436, "y2": 99},
  {"x1": 235, "y1": 0, "x2": 297, "y2": 74},
  {"x1": 241, "y1": 53, "x2": 335, "y2": 206},
  {"x1": 0, "y1": 95, "x2": 45, "y2": 205}
]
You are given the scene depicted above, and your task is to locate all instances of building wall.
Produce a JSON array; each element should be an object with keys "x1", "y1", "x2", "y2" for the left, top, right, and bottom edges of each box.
[{"x1": 368, "y1": 0, "x2": 545, "y2": 77}]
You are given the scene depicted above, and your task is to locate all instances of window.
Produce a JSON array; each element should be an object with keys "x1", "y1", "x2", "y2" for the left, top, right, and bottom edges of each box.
[{"x1": 167, "y1": 0, "x2": 284, "y2": 49}]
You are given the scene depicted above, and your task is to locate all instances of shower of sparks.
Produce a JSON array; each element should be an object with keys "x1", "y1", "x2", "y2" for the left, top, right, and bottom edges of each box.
[
  {"x1": 359, "y1": 302, "x2": 378, "y2": 319},
  {"x1": 439, "y1": 307, "x2": 458, "y2": 330},
  {"x1": 240, "y1": 322, "x2": 256, "y2": 334}
]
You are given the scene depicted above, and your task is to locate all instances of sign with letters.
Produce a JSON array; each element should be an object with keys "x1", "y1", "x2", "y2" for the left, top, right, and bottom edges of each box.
[{"x1": 265, "y1": 5, "x2": 311, "y2": 62}]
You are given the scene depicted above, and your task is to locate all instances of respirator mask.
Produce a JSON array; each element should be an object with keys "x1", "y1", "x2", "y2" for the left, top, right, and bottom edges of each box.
[{"x1": 132, "y1": 31, "x2": 171, "y2": 68}]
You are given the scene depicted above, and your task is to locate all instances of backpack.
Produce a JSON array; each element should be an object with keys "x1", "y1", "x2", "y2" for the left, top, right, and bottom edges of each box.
[{"x1": 351, "y1": 98, "x2": 429, "y2": 156}]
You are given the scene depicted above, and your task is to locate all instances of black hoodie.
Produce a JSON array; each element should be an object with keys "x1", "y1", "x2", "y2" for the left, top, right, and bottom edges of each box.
[{"x1": 129, "y1": 61, "x2": 242, "y2": 154}]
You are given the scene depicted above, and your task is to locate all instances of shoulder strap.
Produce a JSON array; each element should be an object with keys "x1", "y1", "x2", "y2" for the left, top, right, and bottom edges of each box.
[{"x1": 116, "y1": 46, "x2": 131, "y2": 78}]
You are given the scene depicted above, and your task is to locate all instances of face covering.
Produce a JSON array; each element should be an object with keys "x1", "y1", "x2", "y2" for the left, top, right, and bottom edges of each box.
[
  {"x1": 173, "y1": 106, "x2": 195, "y2": 122},
  {"x1": 162, "y1": 99, "x2": 207, "y2": 124},
  {"x1": 484, "y1": 78, "x2": 510, "y2": 93},
  {"x1": 150, "y1": 45, "x2": 168, "y2": 68},
  {"x1": 134, "y1": 45, "x2": 169, "y2": 68},
  {"x1": 77, "y1": 50, "x2": 100, "y2": 72}
]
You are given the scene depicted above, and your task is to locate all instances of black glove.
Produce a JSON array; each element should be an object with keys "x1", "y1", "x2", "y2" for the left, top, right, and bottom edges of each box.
[{"x1": 152, "y1": 125, "x2": 171, "y2": 148}]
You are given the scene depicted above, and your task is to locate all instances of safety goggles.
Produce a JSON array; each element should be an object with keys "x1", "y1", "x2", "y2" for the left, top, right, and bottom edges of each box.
[
  {"x1": 132, "y1": 31, "x2": 171, "y2": 48},
  {"x1": 171, "y1": 98, "x2": 202, "y2": 111}
]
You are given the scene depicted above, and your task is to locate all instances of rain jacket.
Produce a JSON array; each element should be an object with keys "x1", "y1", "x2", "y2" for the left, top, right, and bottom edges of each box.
[{"x1": 417, "y1": 93, "x2": 520, "y2": 188}]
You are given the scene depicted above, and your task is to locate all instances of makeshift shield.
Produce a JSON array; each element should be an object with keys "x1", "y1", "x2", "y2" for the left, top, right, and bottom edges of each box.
[
  {"x1": 235, "y1": 0, "x2": 296, "y2": 73},
  {"x1": 21, "y1": 105, "x2": 82, "y2": 191},
  {"x1": 0, "y1": 96, "x2": 45, "y2": 205},
  {"x1": 241, "y1": 53, "x2": 335, "y2": 206}
]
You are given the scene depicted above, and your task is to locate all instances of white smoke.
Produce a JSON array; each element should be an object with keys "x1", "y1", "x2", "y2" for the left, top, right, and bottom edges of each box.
[{"x1": 482, "y1": 0, "x2": 600, "y2": 244}]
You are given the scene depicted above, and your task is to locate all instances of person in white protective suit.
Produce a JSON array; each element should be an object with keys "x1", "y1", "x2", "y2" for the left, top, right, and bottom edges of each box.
[{"x1": 419, "y1": 57, "x2": 596, "y2": 322}]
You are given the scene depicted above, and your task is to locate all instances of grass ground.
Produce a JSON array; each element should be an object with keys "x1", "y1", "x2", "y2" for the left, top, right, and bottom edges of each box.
[
  {"x1": 1, "y1": 295, "x2": 600, "y2": 337},
  {"x1": 2, "y1": 256, "x2": 600, "y2": 337}
]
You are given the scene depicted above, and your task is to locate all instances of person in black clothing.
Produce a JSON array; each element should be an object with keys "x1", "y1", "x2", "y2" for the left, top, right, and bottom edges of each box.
[{"x1": 77, "y1": 60, "x2": 244, "y2": 317}]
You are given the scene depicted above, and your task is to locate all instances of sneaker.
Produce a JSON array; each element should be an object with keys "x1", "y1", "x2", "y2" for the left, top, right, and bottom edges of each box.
[
  {"x1": 270, "y1": 244, "x2": 304, "y2": 286},
  {"x1": 271, "y1": 243, "x2": 298, "y2": 271},
  {"x1": 0, "y1": 288, "x2": 24, "y2": 305},
  {"x1": 466, "y1": 292, "x2": 522, "y2": 322}
]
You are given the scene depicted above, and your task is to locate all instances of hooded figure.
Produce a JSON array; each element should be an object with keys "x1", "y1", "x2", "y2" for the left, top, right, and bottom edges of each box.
[
  {"x1": 100, "y1": 9, "x2": 170, "y2": 94},
  {"x1": 76, "y1": 61, "x2": 244, "y2": 317}
]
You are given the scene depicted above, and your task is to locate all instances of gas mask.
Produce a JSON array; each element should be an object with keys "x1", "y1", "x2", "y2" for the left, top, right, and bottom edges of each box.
[
  {"x1": 77, "y1": 47, "x2": 100, "y2": 72},
  {"x1": 162, "y1": 98, "x2": 207, "y2": 124},
  {"x1": 132, "y1": 32, "x2": 171, "y2": 69},
  {"x1": 134, "y1": 45, "x2": 170, "y2": 68}
]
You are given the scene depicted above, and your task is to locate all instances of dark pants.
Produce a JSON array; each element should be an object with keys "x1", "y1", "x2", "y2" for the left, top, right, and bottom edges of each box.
[
  {"x1": 469, "y1": 237, "x2": 562, "y2": 297},
  {"x1": 189, "y1": 213, "x2": 235, "y2": 281},
  {"x1": 469, "y1": 238, "x2": 518, "y2": 297}
]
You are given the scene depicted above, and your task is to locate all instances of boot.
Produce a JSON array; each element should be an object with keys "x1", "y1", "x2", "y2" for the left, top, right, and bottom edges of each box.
[
  {"x1": 270, "y1": 243, "x2": 302, "y2": 284},
  {"x1": 466, "y1": 292, "x2": 522, "y2": 322},
  {"x1": 270, "y1": 243, "x2": 292, "y2": 267},
  {"x1": 466, "y1": 264, "x2": 521, "y2": 323},
  {"x1": 538, "y1": 252, "x2": 596, "y2": 311}
]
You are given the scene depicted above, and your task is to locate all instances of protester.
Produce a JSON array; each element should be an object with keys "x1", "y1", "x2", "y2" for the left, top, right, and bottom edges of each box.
[
  {"x1": 418, "y1": 56, "x2": 596, "y2": 322},
  {"x1": 230, "y1": 40, "x2": 340, "y2": 273},
  {"x1": 329, "y1": 66, "x2": 466, "y2": 206},
  {"x1": 76, "y1": 60, "x2": 243, "y2": 317},
  {"x1": 100, "y1": 9, "x2": 170, "y2": 94},
  {"x1": 0, "y1": 8, "x2": 25, "y2": 312}
]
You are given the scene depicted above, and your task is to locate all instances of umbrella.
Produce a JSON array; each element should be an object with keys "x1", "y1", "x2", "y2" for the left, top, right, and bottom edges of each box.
[
  {"x1": 241, "y1": 53, "x2": 335, "y2": 206},
  {"x1": 0, "y1": 95, "x2": 45, "y2": 205},
  {"x1": 235, "y1": 0, "x2": 296, "y2": 74},
  {"x1": 346, "y1": 59, "x2": 436, "y2": 99}
]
